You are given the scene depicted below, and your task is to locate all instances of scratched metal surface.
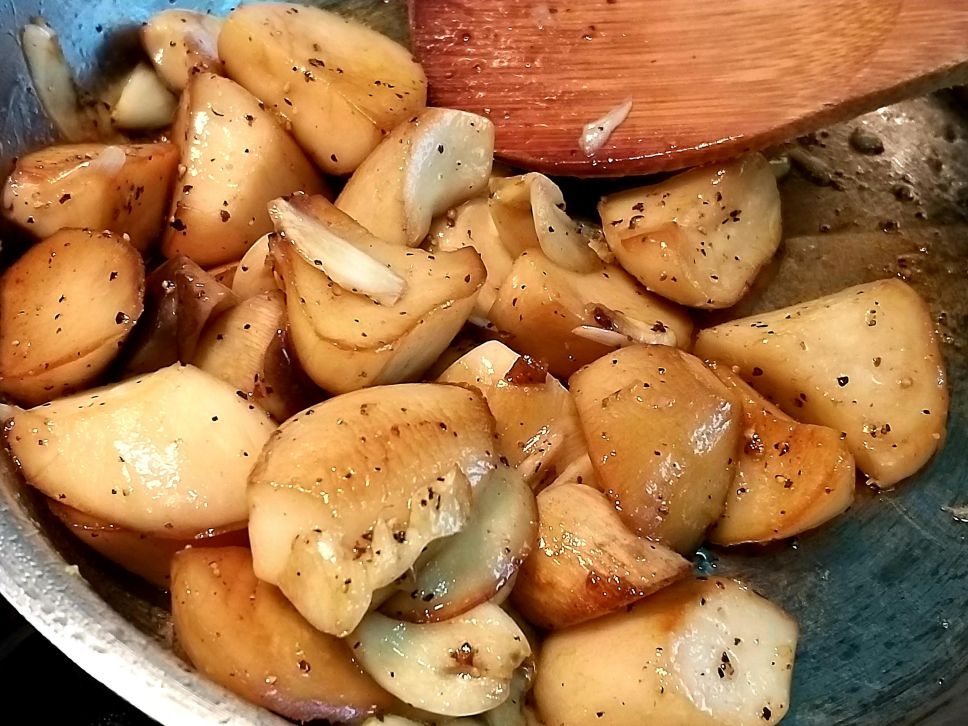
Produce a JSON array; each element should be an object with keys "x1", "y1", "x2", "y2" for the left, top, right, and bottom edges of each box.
[{"x1": 0, "y1": 1, "x2": 966, "y2": 725}]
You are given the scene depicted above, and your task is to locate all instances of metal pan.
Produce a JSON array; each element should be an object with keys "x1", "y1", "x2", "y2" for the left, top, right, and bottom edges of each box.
[{"x1": 0, "y1": 2, "x2": 965, "y2": 724}]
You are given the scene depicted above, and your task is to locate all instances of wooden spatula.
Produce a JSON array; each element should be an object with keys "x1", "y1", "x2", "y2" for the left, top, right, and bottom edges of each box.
[{"x1": 409, "y1": 0, "x2": 968, "y2": 176}]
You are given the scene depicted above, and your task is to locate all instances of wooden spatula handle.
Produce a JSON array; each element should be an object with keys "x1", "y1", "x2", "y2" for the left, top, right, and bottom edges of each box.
[{"x1": 410, "y1": 0, "x2": 968, "y2": 176}]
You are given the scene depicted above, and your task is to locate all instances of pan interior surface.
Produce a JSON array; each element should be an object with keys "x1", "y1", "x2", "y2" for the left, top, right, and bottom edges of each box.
[{"x1": 0, "y1": 2, "x2": 965, "y2": 725}]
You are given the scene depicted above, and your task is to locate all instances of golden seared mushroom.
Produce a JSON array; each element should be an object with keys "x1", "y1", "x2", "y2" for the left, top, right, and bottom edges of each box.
[
  {"x1": 163, "y1": 73, "x2": 328, "y2": 268},
  {"x1": 172, "y1": 547, "x2": 397, "y2": 723},
  {"x1": 534, "y1": 577, "x2": 798, "y2": 726},
  {"x1": 5, "y1": 364, "x2": 274, "y2": 536},
  {"x1": 351, "y1": 602, "x2": 532, "y2": 718},
  {"x1": 599, "y1": 154, "x2": 781, "y2": 309},
  {"x1": 512, "y1": 483, "x2": 690, "y2": 630},
  {"x1": 121, "y1": 256, "x2": 237, "y2": 375},
  {"x1": 336, "y1": 109, "x2": 494, "y2": 247},
  {"x1": 706, "y1": 363, "x2": 856, "y2": 545},
  {"x1": 438, "y1": 341, "x2": 586, "y2": 488},
  {"x1": 141, "y1": 9, "x2": 224, "y2": 91},
  {"x1": 269, "y1": 195, "x2": 485, "y2": 393},
  {"x1": 231, "y1": 234, "x2": 277, "y2": 299},
  {"x1": 3, "y1": 142, "x2": 179, "y2": 253},
  {"x1": 489, "y1": 173, "x2": 600, "y2": 272},
  {"x1": 47, "y1": 500, "x2": 247, "y2": 589},
  {"x1": 219, "y1": 3, "x2": 427, "y2": 175},
  {"x1": 0, "y1": 229, "x2": 144, "y2": 405},
  {"x1": 206, "y1": 261, "x2": 239, "y2": 287},
  {"x1": 489, "y1": 250, "x2": 693, "y2": 379},
  {"x1": 191, "y1": 290, "x2": 318, "y2": 421},
  {"x1": 428, "y1": 198, "x2": 512, "y2": 322},
  {"x1": 695, "y1": 279, "x2": 948, "y2": 487},
  {"x1": 570, "y1": 345, "x2": 742, "y2": 553},
  {"x1": 248, "y1": 383, "x2": 497, "y2": 637},
  {"x1": 381, "y1": 465, "x2": 537, "y2": 623},
  {"x1": 110, "y1": 64, "x2": 177, "y2": 130}
]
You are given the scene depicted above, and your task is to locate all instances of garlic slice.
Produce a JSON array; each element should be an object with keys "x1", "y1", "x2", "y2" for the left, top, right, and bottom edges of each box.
[
  {"x1": 352, "y1": 603, "x2": 532, "y2": 717},
  {"x1": 270, "y1": 196, "x2": 406, "y2": 306}
]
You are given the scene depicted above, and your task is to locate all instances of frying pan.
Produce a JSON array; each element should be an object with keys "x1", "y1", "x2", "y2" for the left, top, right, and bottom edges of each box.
[{"x1": 0, "y1": 1, "x2": 966, "y2": 724}]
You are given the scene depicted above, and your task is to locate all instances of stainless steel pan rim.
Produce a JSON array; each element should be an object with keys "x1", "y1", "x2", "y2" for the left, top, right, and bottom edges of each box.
[{"x1": 0, "y1": 456, "x2": 287, "y2": 726}]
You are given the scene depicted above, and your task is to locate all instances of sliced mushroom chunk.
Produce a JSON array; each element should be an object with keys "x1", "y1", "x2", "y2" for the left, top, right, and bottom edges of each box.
[
  {"x1": 163, "y1": 73, "x2": 328, "y2": 268},
  {"x1": 121, "y1": 256, "x2": 236, "y2": 375},
  {"x1": 706, "y1": 363, "x2": 856, "y2": 545},
  {"x1": 270, "y1": 195, "x2": 485, "y2": 394},
  {"x1": 570, "y1": 345, "x2": 742, "y2": 553},
  {"x1": 191, "y1": 290, "x2": 318, "y2": 421},
  {"x1": 248, "y1": 383, "x2": 497, "y2": 636},
  {"x1": 438, "y1": 341, "x2": 586, "y2": 488},
  {"x1": 428, "y1": 197, "x2": 513, "y2": 321},
  {"x1": 0, "y1": 229, "x2": 144, "y2": 405},
  {"x1": 337, "y1": 109, "x2": 495, "y2": 247},
  {"x1": 141, "y1": 9, "x2": 224, "y2": 91},
  {"x1": 489, "y1": 173, "x2": 600, "y2": 272},
  {"x1": 489, "y1": 250, "x2": 693, "y2": 379},
  {"x1": 534, "y1": 577, "x2": 797, "y2": 726},
  {"x1": 3, "y1": 142, "x2": 179, "y2": 252},
  {"x1": 231, "y1": 234, "x2": 278, "y2": 300},
  {"x1": 599, "y1": 153, "x2": 781, "y2": 309},
  {"x1": 6, "y1": 363, "x2": 274, "y2": 536},
  {"x1": 172, "y1": 547, "x2": 396, "y2": 723},
  {"x1": 694, "y1": 279, "x2": 948, "y2": 487},
  {"x1": 381, "y1": 465, "x2": 537, "y2": 623},
  {"x1": 351, "y1": 602, "x2": 532, "y2": 718},
  {"x1": 47, "y1": 499, "x2": 246, "y2": 589},
  {"x1": 512, "y1": 483, "x2": 690, "y2": 630},
  {"x1": 219, "y1": 3, "x2": 427, "y2": 174}
]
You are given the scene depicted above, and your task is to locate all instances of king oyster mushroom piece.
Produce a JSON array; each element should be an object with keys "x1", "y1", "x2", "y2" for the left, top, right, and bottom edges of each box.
[
  {"x1": 0, "y1": 229, "x2": 145, "y2": 405},
  {"x1": 141, "y1": 9, "x2": 224, "y2": 91},
  {"x1": 269, "y1": 195, "x2": 485, "y2": 394},
  {"x1": 427, "y1": 197, "x2": 513, "y2": 321},
  {"x1": 231, "y1": 233, "x2": 278, "y2": 300},
  {"x1": 120, "y1": 256, "x2": 237, "y2": 376},
  {"x1": 47, "y1": 499, "x2": 246, "y2": 589},
  {"x1": 705, "y1": 362, "x2": 856, "y2": 545},
  {"x1": 5, "y1": 363, "x2": 274, "y2": 536},
  {"x1": 534, "y1": 577, "x2": 798, "y2": 726},
  {"x1": 599, "y1": 153, "x2": 781, "y2": 309},
  {"x1": 489, "y1": 173, "x2": 600, "y2": 273},
  {"x1": 190, "y1": 290, "x2": 318, "y2": 421},
  {"x1": 3, "y1": 142, "x2": 179, "y2": 253},
  {"x1": 163, "y1": 73, "x2": 328, "y2": 268},
  {"x1": 489, "y1": 250, "x2": 693, "y2": 379},
  {"x1": 247, "y1": 383, "x2": 498, "y2": 636},
  {"x1": 337, "y1": 108, "x2": 495, "y2": 247},
  {"x1": 511, "y1": 483, "x2": 690, "y2": 630},
  {"x1": 219, "y1": 3, "x2": 427, "y2": 174},
  {"x1": 694, "y1": 279, "x2": 948, "y2": 487},
  {"x1": 172, "y1": 546, "x2": 397, "y2": 723},
  {"x1": 569, "y1": 345, "x2": 743, "y2": 553},
  {"x1": 437, "y1": 341, "x2": 586, "y2": 488}
]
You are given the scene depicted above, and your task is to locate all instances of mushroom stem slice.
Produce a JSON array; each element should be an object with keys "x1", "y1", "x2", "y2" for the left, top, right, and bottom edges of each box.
[
  {"x1": 278, "y1": 468, "x2": 474, "y2": 638},
  {"x1": 489, "y1": 174, "x2": 600, "y2": 273},
  {"x1": 352, "y1": 602, "x2": 532, "y2": 718},
  {"x1": 534, "y1": 577, "x2": 798, "y2": 726}
]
